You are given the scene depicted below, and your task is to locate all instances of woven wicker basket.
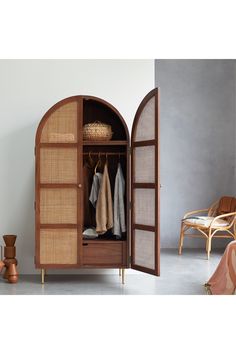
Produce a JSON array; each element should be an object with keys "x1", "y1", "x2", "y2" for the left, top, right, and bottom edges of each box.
[{"x1": 83, "y1": 121, "x2": 113, "y2": 141}]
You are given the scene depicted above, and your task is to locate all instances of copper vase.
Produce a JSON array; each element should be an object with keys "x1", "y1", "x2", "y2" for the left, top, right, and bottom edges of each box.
[
  {"x1": 3, "y1": 235, "x2": 17, "y2": 247},
  {"x1": 4, "y1": 246, "x2": 16, "y2": 258},
  {"x1": 8, "y1": 264, "x2": 18, "y2": 284}
]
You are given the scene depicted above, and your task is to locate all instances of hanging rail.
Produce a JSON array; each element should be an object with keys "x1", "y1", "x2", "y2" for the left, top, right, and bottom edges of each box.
[{"x1": 83, "y1": 152, "x2": 126, "y2": 156}]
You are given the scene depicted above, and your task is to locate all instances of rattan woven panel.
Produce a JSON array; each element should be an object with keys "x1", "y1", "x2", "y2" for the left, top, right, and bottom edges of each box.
[
  {"x1": 134, "y1": 96, "x2": 155, "y2": 142},
  {"x1": 134, "y1": 229, "x2": 155, "y2": 269},
  {"x1": 40, "y1": 229, "x2": 77, "y2": 264},
  {"x1": 40, "y1": 188, "x2": 77, "y2": 224},
  {"x1": 134, "y1": 188, "x2": 155, "y2": 226},
  {"x1": 41, "y1": 102, "x2": 77, "y2": 143},
  {"x1": 40, "y1": 148, "x2": 77, "y2": 183},
  {"x1": 134, "y1": 146, "x2": 155, "y2": 183},
  {"x1": 208, "y1": 201, "x2": 219, "y2": 217}
]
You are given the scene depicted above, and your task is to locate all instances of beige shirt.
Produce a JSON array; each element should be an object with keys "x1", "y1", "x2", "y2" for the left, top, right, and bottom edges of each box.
[{"x1": 96, "y1": 163, "x2": 113, "y2": 234}]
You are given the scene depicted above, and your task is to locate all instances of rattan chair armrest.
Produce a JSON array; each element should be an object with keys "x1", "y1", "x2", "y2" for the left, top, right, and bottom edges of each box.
[
  {"x1": 210, "y1": 212, "x2": 236, "y2": 228},
  {"x1": 212, "y1": 211, "x2": 236, "y2": 220},
  {"x1": 183, "y1": 209, "x2": 209, "y2": 219}
]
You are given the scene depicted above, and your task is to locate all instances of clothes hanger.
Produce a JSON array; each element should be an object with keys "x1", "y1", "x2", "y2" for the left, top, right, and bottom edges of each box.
[
  {"x1": 105, "y1": 153, "x2": 108, "y2": 167},
  {"x1": 94, "y1": 152, "x2": 101, "y2": 174},
  {"x1": 88, "y1": 151, "x2": 94, "y2": 167}
]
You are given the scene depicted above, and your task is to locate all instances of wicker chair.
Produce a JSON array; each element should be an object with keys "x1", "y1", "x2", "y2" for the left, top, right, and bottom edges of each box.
[{"x1": 178, "y1": 197, "x2": 236, "y2": 259}]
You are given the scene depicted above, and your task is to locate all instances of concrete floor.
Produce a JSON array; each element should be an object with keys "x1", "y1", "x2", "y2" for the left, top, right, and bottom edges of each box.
[{"x1": 0, "y1": 249, "x2": 223, "y2": 295}]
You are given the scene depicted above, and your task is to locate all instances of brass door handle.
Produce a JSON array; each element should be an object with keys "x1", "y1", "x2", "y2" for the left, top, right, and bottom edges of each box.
[{"x1": 78, "y1": 183, "x2": 82, "y2": 188}]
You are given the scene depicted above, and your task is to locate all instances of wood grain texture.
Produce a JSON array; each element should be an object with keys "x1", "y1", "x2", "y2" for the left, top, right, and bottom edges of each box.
[{"x1": 82, "y1": 241, "x2": 125, "y2": 266}]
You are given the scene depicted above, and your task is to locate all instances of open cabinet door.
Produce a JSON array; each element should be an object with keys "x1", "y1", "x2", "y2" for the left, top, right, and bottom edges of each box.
[{"x1": 131, "y1": 88, "x2": 160, "y2": 275}]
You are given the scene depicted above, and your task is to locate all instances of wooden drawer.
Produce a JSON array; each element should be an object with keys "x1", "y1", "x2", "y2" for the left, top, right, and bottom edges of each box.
[{"x1": 82, "y1": 241, "x2": 126, "y2": 266}]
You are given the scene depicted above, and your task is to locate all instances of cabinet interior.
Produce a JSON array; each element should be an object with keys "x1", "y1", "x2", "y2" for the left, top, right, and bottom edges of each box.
[{"x1": 83, "y1": 98, "x2": 128, "y2": 242}]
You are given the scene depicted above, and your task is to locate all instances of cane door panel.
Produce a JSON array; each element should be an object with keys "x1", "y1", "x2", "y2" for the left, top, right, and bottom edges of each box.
[
  {"x1": 36, "y1": 99, "x2": 83, "y2": 266},
  {"x1": 40, "y1": 101, "x2": 78, "y2": 143},
  {"x1": 131, "y1": 88, "x2": 160, "y2": 275}
]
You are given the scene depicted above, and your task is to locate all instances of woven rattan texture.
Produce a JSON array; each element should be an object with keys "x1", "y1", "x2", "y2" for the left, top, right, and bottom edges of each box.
[
  {"x1": 40, "y1": 188, "x2": 77, "y2": 224},
  {"x1": 134, "y1": 188, "x2": 155, "y2": 226},
  {"x1": 41, "y1": 102, "x2": 77, "y2": 143},
  {"x1": 208, "y1": 201, "x2": 219, "y2": 217},
  {"x1": 134, "y1": 229, "x2": 155, "y2": 269},
  {"x1": 134, "y1": 96, "x2": 155, "y2": 142},
  {"x1": 40, "y1": 229, "x2": 77, "y2": 264},
  {"x1": 40, "y1": 148, "x2": 77, "y2": 183},
  {"x1": 134, "y1": 146, "x2": 155, "y2": 183},
  {"x1": 83, "y1": 121, "x2": 113, "y2": 141}
]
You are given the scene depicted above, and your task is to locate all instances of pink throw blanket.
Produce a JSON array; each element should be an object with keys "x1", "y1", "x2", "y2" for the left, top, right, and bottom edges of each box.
[{"x1": 206, "y1": 240, "x2": 236, "y2": 295}]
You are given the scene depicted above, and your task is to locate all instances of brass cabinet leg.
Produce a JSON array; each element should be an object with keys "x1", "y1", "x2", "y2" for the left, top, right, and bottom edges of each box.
[
  {"x1": 119, "y1": 268, "x2": 121, "y2": 277},
  {"x1": 121, "y1": 268, "x2": 125, "y2": 284},
  {"x1": 41, "y1": 269, "x2": 45, "y2": 284}
]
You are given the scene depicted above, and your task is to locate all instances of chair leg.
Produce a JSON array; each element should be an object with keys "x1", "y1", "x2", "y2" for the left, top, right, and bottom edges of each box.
[
  {"x1": 206, "y1": 238, "x2": 209, "y2": 253},
  {"x1": 207, "y1": 235, "x2": 212, "y2": 260},
  {"x1": 178, "y1": 222, "x2": 185, "y2": 255}
]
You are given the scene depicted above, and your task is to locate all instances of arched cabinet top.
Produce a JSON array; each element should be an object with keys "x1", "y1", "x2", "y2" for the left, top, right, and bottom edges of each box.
[
  {"x1": 35, "y1": 95, "x2": 129, "y2": 145},
  {"x1": 131, "y1": 88, "x2": 158, "y2": 143}
]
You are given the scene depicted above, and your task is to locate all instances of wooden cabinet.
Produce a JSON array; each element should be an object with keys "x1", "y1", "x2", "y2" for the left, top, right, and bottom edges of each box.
[{"x1": 35, "y1": 89, "x2": 160, "y2": 281}]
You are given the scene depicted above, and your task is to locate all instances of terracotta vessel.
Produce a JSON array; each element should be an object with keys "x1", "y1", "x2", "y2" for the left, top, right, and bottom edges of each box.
[
  {"x1": 4, "y1": 246, "x2": 16, "y2": 258},
  {"x1": 8, "y1": 275, "x2": 18, "y2": 284},
  {"x1": 3, "y1": 258, "x2": 18, "y2": 267},
  {"x1": 8, "y1": 263, "x2": 18, "y2": 275},
  {"x1": 2, "y1": 234, "x2": 19, "y2": 283},
  {"x1": 3, "y1": 235, "x2": 17, "y2": 247},
  {"x1": 8, "y1": 264, "x2": 18, "y2": 283}
]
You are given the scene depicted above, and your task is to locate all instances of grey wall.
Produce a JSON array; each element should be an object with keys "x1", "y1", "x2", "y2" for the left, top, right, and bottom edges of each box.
[{"x1": 155, "y1": 60, "x2": 236, "y2": 248}]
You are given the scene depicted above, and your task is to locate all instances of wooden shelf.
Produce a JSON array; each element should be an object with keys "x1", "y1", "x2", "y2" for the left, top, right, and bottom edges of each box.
[
  {"x1": 82, "y1": 239, "x2": 126, "y2": 243},
  {"x1": 83, "y1": 140, "x2": 128, "y2": 146}
]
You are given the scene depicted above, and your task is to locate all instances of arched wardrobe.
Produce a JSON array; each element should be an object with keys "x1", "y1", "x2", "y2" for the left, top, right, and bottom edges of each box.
[{"x1": 35, "y1": 88, "x2": 160, "y2": 283}]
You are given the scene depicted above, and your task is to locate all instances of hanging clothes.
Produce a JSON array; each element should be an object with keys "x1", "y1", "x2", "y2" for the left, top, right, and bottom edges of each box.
[
  {"x1": 83, "y1": 161, "x2": 96, "y2": 227},
  {"x1": 113, "y1": 162, "x2": 126, "y2": 238},
  {"x1": 96, "y1": 163, "x2": 113, "y2": 234},
  {"x1": 89, "y1": 172, "x2": 103, "y2": 208}
]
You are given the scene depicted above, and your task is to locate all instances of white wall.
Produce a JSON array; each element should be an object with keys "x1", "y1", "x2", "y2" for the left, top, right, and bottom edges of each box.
[{"x1": 0, "y1": 59, "x2": 155, "y2": 274}]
